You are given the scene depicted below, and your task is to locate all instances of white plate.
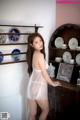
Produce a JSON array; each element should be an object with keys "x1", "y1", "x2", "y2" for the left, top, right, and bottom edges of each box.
[
  {"x1": 63, "y1": 51, "x2": 72, "y2": 63},
  {"x1": 76, "y1": 53, "x2": 80, "y2": 65},
  {"x1": 0, "y1": 29, "x2": 6, "y2": 44},
  {"x1": 54, "y1": 37, "x2": 64, "y2": 48},
  {"x1": 68, "y1": 37, "x2": 78, "y2": 50}
]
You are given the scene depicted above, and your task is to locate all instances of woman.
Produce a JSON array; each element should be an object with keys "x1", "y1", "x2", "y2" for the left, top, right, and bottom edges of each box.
[{"x1": 26, "y1": 33, "x2": 61, "y2": 120}]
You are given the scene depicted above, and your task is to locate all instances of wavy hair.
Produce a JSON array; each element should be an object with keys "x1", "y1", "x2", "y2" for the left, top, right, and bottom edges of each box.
[{"x1": 26, "y1": 33, "x2": 45, "y2": 76}]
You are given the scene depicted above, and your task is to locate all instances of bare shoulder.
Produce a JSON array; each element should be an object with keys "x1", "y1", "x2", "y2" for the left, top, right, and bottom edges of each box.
[
  {"x1": 38, "y1": 53, "x2": 45, "y2": 62},
  {"x1": 39, "y1": 52, "x2": 44, "y2": 57},
  {"x1": 33, "y1": 52, "x2": 44, "y2": 68},
  {"x1": 33, "y1": 51, "x2": 44, "y2": 63},
  {"x1": 35, "y1": 51, "x2": 44, "y2": 58}
]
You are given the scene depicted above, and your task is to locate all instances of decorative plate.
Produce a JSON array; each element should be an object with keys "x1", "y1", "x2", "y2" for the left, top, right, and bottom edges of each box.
[
  {"x1": 0, "y1": 51, "x2": 4, "y2": 63},
  {"x1": 0, "y1": 29, "x2": 6, "y2": 44},
  {"x1": 68, "y1": 37, "x2": 78, "y2": 50},
  {"x1": 8, "y1": 28, "x2": 20, "y2": 42},
  {"x1": 54, "y1": 37, "x2": 64, "y2": 48},
  {"x1": 11, "y1": 49, "x2": 21, "y2": 61},
  {"x1": 63, "y1": 51, "x2": 72, "y2": 63},
  {"x1": 57, "y1": 63, "x2": 74, "y2": 82},
  {"x1": 75, "y1": 53, "x2": 80, "y2": 65}
]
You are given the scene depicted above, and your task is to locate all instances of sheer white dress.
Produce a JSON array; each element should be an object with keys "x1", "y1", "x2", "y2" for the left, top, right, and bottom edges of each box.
[{"x1": 27, "y1": 62, "x2": 49, "y2": 100}]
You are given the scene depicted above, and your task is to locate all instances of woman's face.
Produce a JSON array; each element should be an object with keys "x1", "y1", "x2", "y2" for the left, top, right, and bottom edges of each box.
[{"x1": 32, "y1": 36, "x2": 43, "y2": 51}]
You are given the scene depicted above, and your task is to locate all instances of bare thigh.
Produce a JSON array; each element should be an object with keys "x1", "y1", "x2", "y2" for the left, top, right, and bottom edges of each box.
[
  {"x1": 28, "y1": 99, "x2": 37, "y2": 116},
  {"x1": 36, "y1": 99, "x2": 49, "y2": 111}
]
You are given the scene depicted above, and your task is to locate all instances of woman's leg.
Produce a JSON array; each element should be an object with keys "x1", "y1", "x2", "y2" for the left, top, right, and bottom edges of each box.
[
  {"x1": 28, "y1": 99, "x2": 37, "y2": 120},
  {"x1": 36, "y1": 99, "x2": 49, "y2": 120}
]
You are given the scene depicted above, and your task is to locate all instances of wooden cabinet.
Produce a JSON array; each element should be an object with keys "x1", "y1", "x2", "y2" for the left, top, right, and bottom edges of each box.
[
  {"x1": 36, "y1": 83, "x2": 80, "y2": 120},
  {"x1": 49, "y1": 23, "x2": 80, "y2": 83},
  {"x1": 48, "y1": 23, "x2": 80, "y2": 120},
  {"x1": 48, "y1": 82, "x2": 80, "y2": 120}
]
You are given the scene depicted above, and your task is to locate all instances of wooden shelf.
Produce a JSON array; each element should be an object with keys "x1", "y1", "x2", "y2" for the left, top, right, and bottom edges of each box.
[
  {"x1": 49, "y1": 60, "x2": 80, "y2": 66},
  {"x1": 0, "y1": 24, "x2": 43, "y2": 28},
  {"x1": 51, "y1": 78, "x2": 80, "y2": 91},
  {"x1": 1, "y1": 52, "x2": 27, "y2": 56},
  {"x1": 0, "y1": 24, "x2": 43, "y2": 65},
  {"x1": 49, "y1": 23, "x2": 80, "y2": 84},
  {"x1": 0, "y1": 33, "x2": 33, "y2": 35},
  {"x1": 0, "y1": 60, "x2": 27, "y2": 65},
  {"x1": 48, "y1": 23, "x2": 80, "y2": 119},
  {"x1": 0, "y1": 43, "x2": 28, "y2": 45},
  {"x1": 0, "y1": 24, "x2": 43, "y2": 33},
  {"x1": 49, "y1": 47, "x2": 80, "y2": 52}
]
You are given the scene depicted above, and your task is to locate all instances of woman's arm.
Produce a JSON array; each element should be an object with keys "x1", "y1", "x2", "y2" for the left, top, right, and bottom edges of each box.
[{"x1": 38, "y1": 53, "x2": 61, "y2": 87}]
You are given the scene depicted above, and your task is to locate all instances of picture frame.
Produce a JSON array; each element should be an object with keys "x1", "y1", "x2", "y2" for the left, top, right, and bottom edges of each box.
[{"x1": 57, "y1": 63, "x2": 74, "y2": 82}]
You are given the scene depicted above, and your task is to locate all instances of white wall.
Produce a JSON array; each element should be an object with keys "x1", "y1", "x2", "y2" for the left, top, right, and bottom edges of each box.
[{"x1": 0, "y1": 0, "x2": 56, "y2": 120}]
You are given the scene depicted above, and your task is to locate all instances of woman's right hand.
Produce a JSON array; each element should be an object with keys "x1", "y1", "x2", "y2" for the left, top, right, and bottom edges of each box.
[{"x1": 52, "y1": 81, "x2": 61, "y2": 87}]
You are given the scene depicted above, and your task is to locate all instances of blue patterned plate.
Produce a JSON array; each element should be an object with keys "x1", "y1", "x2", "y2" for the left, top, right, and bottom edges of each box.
[
  {"x1": 0, "y1": 51, "x2": 4, "y2": 63},
  {"x1": 11, "y1": 49, "x2": 21, "y2": 61},
  {"x1": 9, "y1": 28, "x2": 20, "y2": 42}
]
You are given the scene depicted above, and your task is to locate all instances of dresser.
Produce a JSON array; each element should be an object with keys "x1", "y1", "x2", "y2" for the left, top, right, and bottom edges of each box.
[{"x1": 48, "y1": 23, "x2": 80, "y2": 120}]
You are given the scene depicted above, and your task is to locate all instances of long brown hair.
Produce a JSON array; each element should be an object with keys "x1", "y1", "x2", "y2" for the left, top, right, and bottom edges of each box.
[{"x1": 27, "y1": 33, "x2": 45, "y2": 76}]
